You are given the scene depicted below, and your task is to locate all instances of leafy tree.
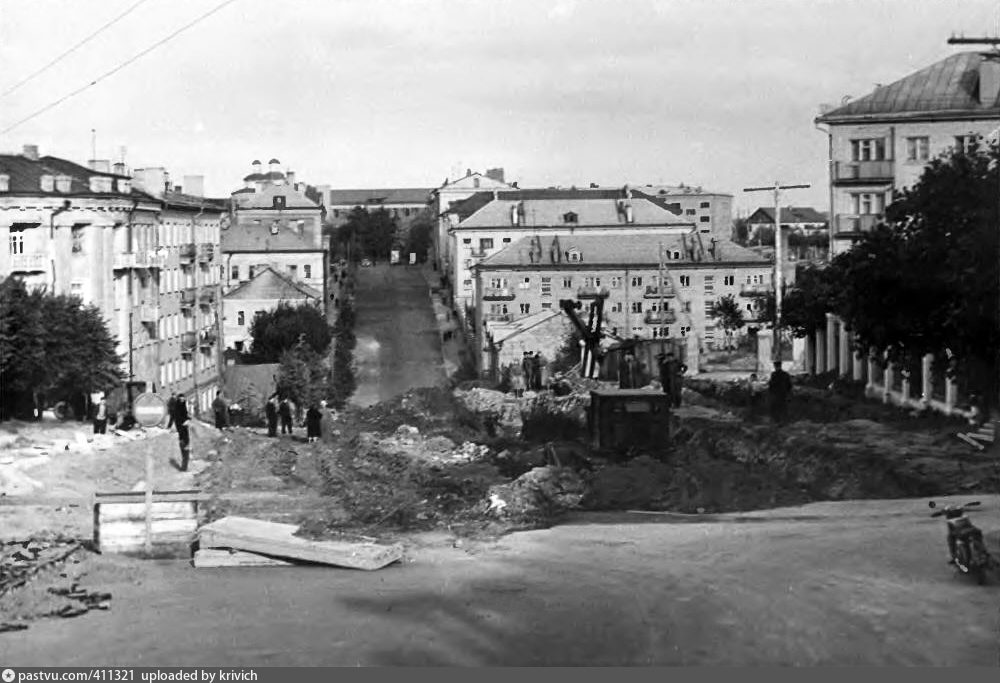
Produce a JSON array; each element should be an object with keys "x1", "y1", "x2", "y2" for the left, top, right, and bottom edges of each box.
[
  {"x1": 709, "y1": 294, "x2": 745, "y2": 349},
  {"x1": 0, "y1": 278, "x2": 124, "y2": 417},
  {"x1": 276, "y1": 337, "x2": 329, "y2": 409},
  {"x1": 732, "y1": 217, "x2": 749, "y2": 245},
  {"x1": 782, "y1": 264, "x2": 838, "y2": 338},
  {"x1": 338, "y1": 206, "x2": 399, "y2": 262},
  {"x1": 405, "y1": 208, "x2": 434, "y2": 263},
  {"x1": 328, "y1": 298, "x2": 357, "y2": 409},
  {"x1": 247, "y1": 302, "x2": 331, "y2": 363},
  {"x1": 551, "y1": 326, "x2": 586, "y2": 374}
]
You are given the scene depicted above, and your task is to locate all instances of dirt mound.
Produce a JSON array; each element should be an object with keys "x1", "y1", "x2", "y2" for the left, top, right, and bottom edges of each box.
[
  {"x1": 352, "y1": 387, "x2": 484, "y2": 440},
  {"x1": 486, "y1": 466, "x2": 587, "y2": 523}
]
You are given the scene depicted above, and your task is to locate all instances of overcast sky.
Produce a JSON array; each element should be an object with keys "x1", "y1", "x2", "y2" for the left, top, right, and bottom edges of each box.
[{"x1": 1, "y1": 0, "x2": 997, "y2": 212}]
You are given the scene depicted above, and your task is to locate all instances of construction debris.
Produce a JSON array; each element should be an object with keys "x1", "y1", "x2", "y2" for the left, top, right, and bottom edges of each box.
[
  {"x1": 197, "y1": 516, "x2": 404, "y2": 570},
  {"x1": 193, "y1": 548, "x2": 295, "y2": 568}
]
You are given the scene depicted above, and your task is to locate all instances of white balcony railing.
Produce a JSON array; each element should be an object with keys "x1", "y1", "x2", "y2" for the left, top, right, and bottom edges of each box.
[{"x1": 10, "y1": 252, "x2": 47, "y2": 272}]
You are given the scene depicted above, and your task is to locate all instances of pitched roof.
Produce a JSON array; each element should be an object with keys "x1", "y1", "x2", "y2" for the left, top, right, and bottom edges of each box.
[
  {"x1": 747, "y1": 207, "x2": 828, "y2": 224},
  {"x1": 0, "y1": 154, "x2": 156, "y2": 201},
  {"x1": 221, "y1": 214, "x2": 323, "y2": 252},
  {"x1": 816, "y1": 51, "x2": 1000, "y2": 123},
  {"x1": 236, "y1": 181, "x2": 320, "y2": 210},
  {"x1": 477, "y1": 234, "x2": 768, "y2": 269},
  {"x1": 162, "y1": 190, "x2": 229, "y2": 212},
  {"x1": 485, "y1": 309, "x2": 563, "y2": 344},
  {"x1": 325, "y1": 188, "x2": 432, "y2": 206},
  {"x1": 444, "y1": 188, "x2": 688, "y2": 227},
  {"x1": 224, "y1": 267, "x2": 322, "y2": 301}
]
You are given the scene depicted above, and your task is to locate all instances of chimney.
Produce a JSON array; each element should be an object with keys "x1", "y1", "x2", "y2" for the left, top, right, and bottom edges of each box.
[
  {"x1": 88, "y1": 160, "x2": 110, "y2": 173},
  {"x1": 286, "y1": 170, "x2": 295, "y2": 187},
  {"x1": 980, "y1": 55, "x2": 1000, "y2": 104},
  {"x1": 22, "y1": 144, "x2": 39, "y2": 161},
  {"x1": 183, "y1": 175, "x2": 204, "y2": 197},
  {"x1": 112, "y1": 162, "x2": 127, "y2": 176},
  {"x1": 131, "y1": 167, "x2": 167, "y2": 199}
]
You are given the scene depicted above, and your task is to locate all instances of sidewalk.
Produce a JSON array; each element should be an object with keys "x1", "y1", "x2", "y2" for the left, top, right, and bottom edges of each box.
[{"x1": 418, "y1": 263, "x2": 466, "y2": 379}]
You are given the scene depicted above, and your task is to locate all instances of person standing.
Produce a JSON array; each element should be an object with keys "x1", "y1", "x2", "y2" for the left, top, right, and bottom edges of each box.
[
  {"x1": 173, "y1": 393, "x2": 191, "y2": 471},
  {"x1": 529, "y1": 351, "x2": 542, "y2": 390},
  {"x1": 265, "y1": 395, "x2": 279, "y2": 437},
  {"x1": 212, "y1": 391, "x2": 230, "y2": 431},
  {"x1": 619, "y1": 350, "x2": 638, "y2": 389},
  {"x1": 92, "y1": 397, "x2": 108, "y2": 434},
  {"x1": 659, "y1": 351, "x2": 686, "y2": 408},
  {"x1": 768, "y1": 361, "x2": 793, "y2": 424},
  {"x1": 521, "y1": 352, "x2": 534, "y2": 391},
  {"x1": 278, "y1": 397, "x2": 293, "y2": 435},
  {"x1": 509, "y1": 362, "x2": 525, "y2": 398},
  {"x1": 306, "y1": 403, "x2": 322, "y2": 443}
]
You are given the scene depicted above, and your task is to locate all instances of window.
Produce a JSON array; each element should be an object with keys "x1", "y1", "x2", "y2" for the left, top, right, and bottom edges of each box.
[
  {"x1": 289, "y1": 265, "x2": 298, "y2": 278},
  {"x1": 611, "y1": 302, "x2": 623, "y2": 313},
  {"x1": 404, "y1": 208, "x2": 411, "y2": 217},
  {"x1": 519, "y1": 303, "x2": 531, "y2": 314},
  {"x1": 610, "y1": 276, "x2": 622, "y2": 288},
  {"x1": 8, "y1": 227, "x2": 24, "y2": 254},
  {"x1": 704, "y1": 275, "x2": 714, "y2": 294},
  {"x1": 237, "y1": 311, "x2": 245, "y2": 326},
  {"x1": 631, "y1": 301, "x2": 643, "y2": 313},
  {"x1": 955, "y1": 134, "x2": 978, "y2": 154},
  {"x1": 231, "y1": 266, "x2": 239, "y2": 281},
  {"x1": 70, "y1": 282, "x2": 83, "y2": 297},
  {"x1": 680, "y1": 326, "x2": 691, "y2": 337},
  {"x1": 473, "y1": 178, "x2": 480, "y2": 188},
  {"x1": 462, "y1": 238, "x2": 472, "y2": 244},
  {"x1": 699, "y1": 201, "x2": 710, "y2": 209},
  {"x1": 71, "y1": 225, "x2": 84, "y2": 253},
  {"x1": 699, "y1": 216, "x2": 710, "y2": 223},
  {"x1": 685, "y1": 209, "x2": 696, "y2": 215},
  {"x1": 851, "y1": 138, "x2": 886, "y2": 161},
  {"x1": 541, "y1": 302, "x2": 552, "y2": 310},
  {"x1": 562, "y1": 277, "x2": 573, "y2": 288},
  {"x1": 683, "y1": 302, "x2": 692, "y2": 313},
  {"x1": 584, "y1": 276, "x2": 601, "y2": 287},
  {"x1": 273, "y1": 196, "x2": 286, "y2": 209},
  {"x1": 304, "y1": 265, "x2": 311, "y2": 279},
  {"x1": 502, "y1": 237, "x2": 511, "y2": 243},
  {"x1": 567, "y1": 248, "x2": 582, "y2": 262},
  {"x1": 563, "y1": 212, "x2": 578, "y2": 224},
  {"x1": 705, "y1": 301, "x2": 715, "y2": 316},
  {"x1": 630, "y1": 276, "x2": 643, "y2": 287},
  {"x1": 631, "y1": 327, "x2": 644, "y2": 336},
  {"x1": 541, "y1": 277, "x2": 552, "y2": 296},
  {"x1": 673, "y1": 251, "x2": 681, "y2": 260},
  {"x1": 490, "y1": 277, "x2": 508, "y2": 289},
  {"x1": 723, "y1": 275, "x2": 735, "y2": 286},
  {"x1": 680, "y1": 275, "x2": 691, "y2": 287},
  {"x1": 489, "y1": 303, "x2": 508, "y2": 315},
  {"x1": 248, "y1": 266, "x2": 256, "y2": 279},
  {"x1": 652, "y1": 327, "x2": 669, "y2": 338},
  {"x1": 852, "y1": 192, "x2": 885, "y2": 215},
  {"x1": 462, "y1": 279, "x2": 472, "y2": 289},
  {"x1": 479, "y1": 238, "x2": 494, "y2": 250},
  {"x1": 906, "y1": 136, "x2": 930, "y2": 162}
]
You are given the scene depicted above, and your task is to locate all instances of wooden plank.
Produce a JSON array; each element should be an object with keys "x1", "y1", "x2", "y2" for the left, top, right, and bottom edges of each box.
[
  {"x1": 193, "y1": 549, "x2": 296, "y2": 568},
  {"x1": 957, "y1": 433, "x2": 985, "y2": 450},
  {"x1": 94, "y1": 490, "x2": 206, "y2": 504},
  {"x1": 100, "y1": 519, "x2": 197, "y2": 539},
  {"x1": 968, "y1": 431, "x2": 995, "y2": 443},
  {"x1": 98, "y1": 502, "x2": 196, "y2": 522},
  {"x1": 197, "y1": 516, "x2": 404, "y2": 571}
]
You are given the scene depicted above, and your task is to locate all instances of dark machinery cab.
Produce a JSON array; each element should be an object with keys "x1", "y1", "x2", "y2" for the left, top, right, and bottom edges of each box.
[{"x1": 587, "y1": 389, "x2": 671, "y2": 451}]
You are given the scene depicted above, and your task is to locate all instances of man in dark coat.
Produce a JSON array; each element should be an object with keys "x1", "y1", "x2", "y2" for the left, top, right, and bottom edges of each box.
[
  {"x1": 173, "y1": 393, "x2": 191, "y2": 471},
  {"x1": 306, "y1": 403, "x2": 322, "y2": 443},
  {"x1": 92, "y1": 397, "x2": 109, "y2": 434},
  {"x1": 619, "y1": 351, "x2": 638, "y2": 389},
  {"x1": 264, "y1": 395, "x2": 279, "y2": 437},
  {"x1": 278, "y1": 397, "x2": 293, "y2": 435},
  {"x1": 768, "y1": 361, "x2": 793, "y2": 424},
  {"x1": 529, "y1": 351, "x2": 542, "y2": 390},
  {"x1": 658, "y1": 351, "x2": 686, "y2": 407},
  {"x1": 212, "y1": 391, "x2": 229, "y2": 430}
]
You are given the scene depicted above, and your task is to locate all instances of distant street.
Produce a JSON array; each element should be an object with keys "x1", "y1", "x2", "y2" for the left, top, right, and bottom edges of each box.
[
  {"x1": 350, "y1": 263, "x2": 447, "y2": 407},
  {"x1": 3, "y1": 497, "x2": 998, "y2": 666}
]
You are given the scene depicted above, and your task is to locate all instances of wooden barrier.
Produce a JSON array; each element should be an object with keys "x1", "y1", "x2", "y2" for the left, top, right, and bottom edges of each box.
[{"x1": 93, "y1": 490, "x2": 205, "y2": 558}]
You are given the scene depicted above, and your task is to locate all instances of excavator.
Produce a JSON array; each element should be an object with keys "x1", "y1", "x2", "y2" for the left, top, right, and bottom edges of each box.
[{"x1": 559, "y1": 296, "x2": 605, "y2": 379}]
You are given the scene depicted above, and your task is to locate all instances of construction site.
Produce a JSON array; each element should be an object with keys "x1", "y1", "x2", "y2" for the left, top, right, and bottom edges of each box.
[{"x1": 2, "y1": 262, "x2": 999, "y2": 665}]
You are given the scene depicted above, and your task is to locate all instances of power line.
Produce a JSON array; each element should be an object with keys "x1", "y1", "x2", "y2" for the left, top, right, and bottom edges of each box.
[
  {"x1": 0, "y1": 0, "x2": 240, "y2": 136},
  {"x1": 1, "y1": 0, "x2": 152, "y2": 100}
]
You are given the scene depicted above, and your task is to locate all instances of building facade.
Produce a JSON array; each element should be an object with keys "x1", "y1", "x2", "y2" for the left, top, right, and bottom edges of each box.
[
  {"x1": 222, "y1": 267, "x2": 323, "y2": 352},
  {"x1": 320, "y1": 187, "x2": 432, "y2": 230},
  {"x1": 0, "y1": 146, "x2": 227, "y2": 416},
  {"x1": 430, "y1": 168, "x2": 512, "y2": 274},
  {"x1": 444, "y1": 186, "x2": 696, "y2": 317},
  {"x1": 632, "y1": 184, "x2": 734, "y2": 240},
  {"x1": 816, "y1": 51, "x2": 1000, "y2": 257},
  {"x1": 472, "y1": 233, "x2": 772, "y2": 374},
  {"x1": 745, "y1": 206, "x2": 829, "y2": 263},
  {"x1": 222, "y1": 159, "x2": 328, "y2": 351}
]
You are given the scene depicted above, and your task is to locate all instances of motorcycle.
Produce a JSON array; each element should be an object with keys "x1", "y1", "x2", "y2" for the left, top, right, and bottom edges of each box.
[{"x1": 929, "y1": 500, "x2": 998, "y2": 585}]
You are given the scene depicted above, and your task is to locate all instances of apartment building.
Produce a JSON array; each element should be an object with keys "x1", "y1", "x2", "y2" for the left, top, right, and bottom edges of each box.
[
  {"x1": 443, "y1": 186, "x2": 696, "y2": 320},
  {"x1": 746, "y1": 206, "x2": 829, "y2": 263},
  {"x1": 815, "y1": 51, "x2": 1000, "y2": 257},
  {"x1": 0, "y1": 146, "x2": 227, "y2": 416},
  {"x1": 472, "y1": 233, "x2": 772, "y2": 374},
  {"x1": 632, "y1": 184, "x2": 734, "y2": 240},
  {"x1": 222, "y1": 267, "x2": 322, "y2": 352},
  {"x1": 430, "y1": 168, "x2": 512, "y2": 274},
  {"x1": 222, "y1": 159, "x2": 328, "y2": 351},
  {"x1": 320, "y1": 187, "x2": 432, "y2": 230}
]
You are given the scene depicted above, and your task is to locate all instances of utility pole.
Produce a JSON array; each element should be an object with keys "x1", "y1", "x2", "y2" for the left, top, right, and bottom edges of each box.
[
  {"x1": 658, "y1": 242, "x2": 666, "y2": 343},
  {"x1": 743, "y1": 182, "x2": 811, "y2": 363}
]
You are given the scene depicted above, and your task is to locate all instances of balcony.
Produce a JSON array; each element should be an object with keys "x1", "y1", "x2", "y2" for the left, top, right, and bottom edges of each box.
[
  {"x1": 832, "y1": 160, "x2": 894, "y2": 184},
  {"x1": 739, "y1": 284, "x2": 771, "y2": 298},
  {"x1": 484, "y1": 313, "x2": 513, "y2": 323},
  {"x1": 137, "y1": 304, "x2": 159, "y2": 324},
  {"x1": 179, "y1": 287, "x2": 197, "y2": 308},
  {"x1": 179, "y1": 243, "x2": 197, "y2": 264},
  {"x1": 643, "y1": 285, "x2": 675, "y2": 299},
  {"x1": 180, "y1": 331, "x2": 197, "y2": 352},
  {"x1": 10, "y1": 252, "x2": 47, "y2": 272},
  {"x1": 199, "y1": 329, "x2": 217, "y2": 347},
  {"x1": 146, "y1": 251, "x2": 166, "y2": 269},
  {"x1": 482, "y1": 288, "x2": 515, "y2": 301},
  {"x1": 835, "y1": 214, "x2": 881, "y2": 236},
  {"x1": 197, "y1": 243, "x2": 215, "y2": 262},
  {"x1": 112, "y1": 250, "x2": 163, "y2": 270},
  {"x1": 577, "y1": 286, "x2": 610, "y2": 299},
  {"x1": 644, "y1": 310, "x2": 677, "y2": 325}
]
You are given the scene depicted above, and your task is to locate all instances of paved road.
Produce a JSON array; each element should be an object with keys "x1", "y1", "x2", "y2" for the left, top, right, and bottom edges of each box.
[
  {"x1": 349, "y1": 263, "x2": 446, "y2": 407},
  {"x1": 3, "y1": 496, "x2": 999, "y2": 666}
]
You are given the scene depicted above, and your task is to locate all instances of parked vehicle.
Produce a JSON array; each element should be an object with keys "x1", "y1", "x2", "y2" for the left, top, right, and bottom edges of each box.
[
  {"x1": 929, "y1": 500, "x2": 998, "y2": 585},
  {"x1": 360, "y1": 258, "x2": 373, "y2": 267}
]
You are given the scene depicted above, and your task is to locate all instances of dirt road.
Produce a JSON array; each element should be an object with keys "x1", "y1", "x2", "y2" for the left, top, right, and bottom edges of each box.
[
  {"x1": 3, "y1": 496, "x2": 998, "y2": 666},
  {"x1": 351, "y1": 264, "x2": 446, "y2": 407}
]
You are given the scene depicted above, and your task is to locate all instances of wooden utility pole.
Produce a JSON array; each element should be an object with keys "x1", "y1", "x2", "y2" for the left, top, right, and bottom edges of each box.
[
  {"x1": 743, "y1": 182, "x2": 811, "y2": 362},
  {"x1": 658, "y1": 242, "x2": 667, "y2": 342}
]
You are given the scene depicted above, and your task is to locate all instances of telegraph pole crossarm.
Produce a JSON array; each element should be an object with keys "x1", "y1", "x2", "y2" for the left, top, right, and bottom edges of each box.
[{"x1": 743, "y1": 182, "x2": 811, "y2": 365}]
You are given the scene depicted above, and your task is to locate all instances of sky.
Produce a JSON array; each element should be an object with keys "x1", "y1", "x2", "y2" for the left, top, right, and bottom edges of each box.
[{"x1": 0, "y1": 0, "x2": 998, "y2": 213}]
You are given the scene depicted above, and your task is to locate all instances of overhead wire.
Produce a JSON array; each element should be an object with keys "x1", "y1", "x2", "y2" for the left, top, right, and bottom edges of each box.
[
  {"x1": 0, "y1": 0, "x2": 240, "y2": 136},
  {"x1": 1, "y1": 0, "x2": 152, "y2": 99}
]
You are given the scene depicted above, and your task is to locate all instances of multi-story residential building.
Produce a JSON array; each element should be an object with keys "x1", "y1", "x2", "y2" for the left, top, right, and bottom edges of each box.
[
  {"x1": 430, "y1": 168, "x2": 512, "y2": 274},
  {"x1": 0, "y1": 145, "x2": 227, "y2": 417},
  {"x1": 443, "y1": 186, "x2": 696, "y2": 320},
  {"x1": 631, "y1": 184, "x2": 734, "y2": 240},
  {"x1": 319, "y1": 187, "x2": 432, "y2": 232},
  {"x1": 222, "y1": 159, "x2": 328, "y2": 351},
  {"x1": 472, "y1": 233, "x2": 772, "y2": 374},
  {"x1": 222, "y1": 266, "x2": 323, "y2": 353},
  {"x1": 816, "y1": 51, "x2": 1000, "y2": 257}
]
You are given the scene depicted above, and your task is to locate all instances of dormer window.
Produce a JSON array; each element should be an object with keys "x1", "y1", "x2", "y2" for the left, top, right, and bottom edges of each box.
[
  {"x1": 0, "y1": 174, "x2": 9, "y2": 192},
  {"x1": 117, "y1": 179, "x2": 131, "y2": 194},
  {"x1": 55, "y1": 175, "x2": 73, "y2": 193},
  {"x1": 40, "y1": 174, "x2": 55, "y2": 192},
  {"x1": 89, "y1": 176, "x2": 112, "y2": 193},
  {"x1": 270, "y1": 221, "x2": 279, "y2": 235},
  {"x1": 273, "y1": 195, "x2": 286, "y2": 209},
  {"x1": 562, "y1": 212, "x2": 578, "y2": 224},
  {"x1": 566, "y1": 248, "x2": 582, "y2": 262}
]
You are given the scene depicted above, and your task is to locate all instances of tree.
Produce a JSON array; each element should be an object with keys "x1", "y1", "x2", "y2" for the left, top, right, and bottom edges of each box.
[
  {"x1": 247, "y1": 302, "x2": 331, "y2": 363},
  {"x1": 782, "y1": 264, "x2": 839, "y2": 338},
  {"x1": 276, "y1": 337, "x2": 329, "y2": 410},
  {"x1": 338, "y1": 206, "x2": 399, "y2": 262},
  {"x1": 709, "y1": 294, "x2": 745, "y2": 349},
  {"x1": 551, "y1": 326, "x2": 586, "y2": 374},
  {"x1": 0, "y1": 278, "x2": 124, "y2": 418},
  {"x1": 732, "y1": 217, "x2": 749, "y2": 245},
  {"x1": 405, "y1": 208, "x2": 434, "y2": 263}
]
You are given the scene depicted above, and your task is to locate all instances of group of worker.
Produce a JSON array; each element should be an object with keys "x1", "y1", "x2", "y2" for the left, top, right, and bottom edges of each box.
[{"x1": 507, "y1": 351, "x2": 548, "y2": 397}]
